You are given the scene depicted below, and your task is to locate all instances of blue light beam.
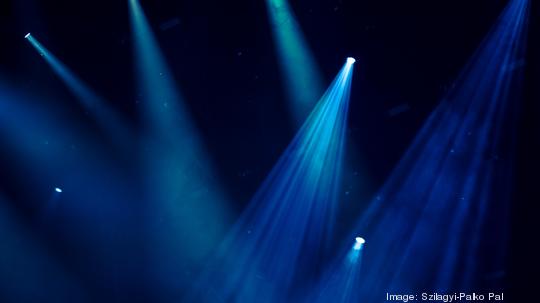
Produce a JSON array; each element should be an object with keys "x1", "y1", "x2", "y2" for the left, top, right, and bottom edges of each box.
[
  {"x1": 342, "y1": 0, "x2": 529, "y2": 300},
  {"x1": 1, "y1": 82, "x2": 148, "y2": 300},
  {"x1": 189, "y1": 58, "x2": 355, "y2": 303},
  {"x1": 0, "y1": 194, "x2": 91, "y2": 302}
]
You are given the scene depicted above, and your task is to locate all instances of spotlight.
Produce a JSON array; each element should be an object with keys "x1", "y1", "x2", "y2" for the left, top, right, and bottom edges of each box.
[
  {"x1": 24, "y1": 33, "x2": 31, "y2": 39},
  {"x1": 347, "y1": 57, "x2": 356, "y2": 64},
  {"x1": 347, "y1": 0, "x2": 529, "y2": 299},
  {"x1": 354, "y1": 237, "x2": 365, "y2": 250},
  {"x1": 311, "y1": 234, "x2": 365, "y2": 302},
  {"x1": 55, "y1": 187, "x2": 63, "y2": 193},
  {"x1": 187, "y1": 60, "x2": 355, "y2": 303}
]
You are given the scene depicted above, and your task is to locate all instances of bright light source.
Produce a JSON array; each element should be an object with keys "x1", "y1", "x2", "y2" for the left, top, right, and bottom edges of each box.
[
  {"x1": 55, "y1": 187, "x2": 63, "y2": 193},
  {"x1": 354, "y1": 237, "x2": 365, "y2": 250},
  {"x1": 25, "y1": 33, "x2": 31, "y2": 39},
  {"x1": 347, "y1": 57, "x2": 356, "y2": 64}
]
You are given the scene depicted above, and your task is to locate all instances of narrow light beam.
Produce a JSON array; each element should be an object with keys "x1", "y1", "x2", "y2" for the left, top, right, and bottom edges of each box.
[{"x1": 24, "y1": 34, "x2": 132, "y2": 149}]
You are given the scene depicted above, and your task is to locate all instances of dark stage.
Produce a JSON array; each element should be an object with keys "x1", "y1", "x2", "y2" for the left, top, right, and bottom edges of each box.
[{"x1": 0, "y1": 0, "x2": 538, "y2": 302}]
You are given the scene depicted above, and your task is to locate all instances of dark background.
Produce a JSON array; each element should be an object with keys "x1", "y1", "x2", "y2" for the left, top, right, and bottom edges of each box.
[{"x1": 0, "y1": 0, "x2": 538, "y2": 302}]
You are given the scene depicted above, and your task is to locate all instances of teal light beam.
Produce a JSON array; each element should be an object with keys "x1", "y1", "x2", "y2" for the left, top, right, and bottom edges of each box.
[
  {"x1": 128, "y1": 0, "x2": 232, "y2": 294},
  {"x1": 265, "y1": 0, "x2": 325, "y2": 125}
]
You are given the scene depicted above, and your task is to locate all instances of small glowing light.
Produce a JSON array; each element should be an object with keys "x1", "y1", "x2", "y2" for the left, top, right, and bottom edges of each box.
[
  {"x1": 55, "y1": 187, "x2": 63, "y2": 193},
  {"x1": 347, "y1": 57, "x2": 356, "y2": 64},
  {"x1": 353, "y1": 236, "x2": 366, "y2": 250},
  {"x1": 25, "y1": 33, "x2": 31, "y2": 39}
]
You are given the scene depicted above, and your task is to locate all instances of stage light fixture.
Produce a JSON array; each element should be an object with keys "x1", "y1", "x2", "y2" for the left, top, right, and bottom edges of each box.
[
  {"x1": 307, "y1": 235, "x2": 365, "y2": 303},
  {"x1": 354, "y1": 237, "x2": 365, "y2": 251},
  {"x1": 347, "y1": 57, "x2": 356, "y2": 64},
  {"x1": 54, "y1": 187, "x2": 62, "y2": 193}
]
